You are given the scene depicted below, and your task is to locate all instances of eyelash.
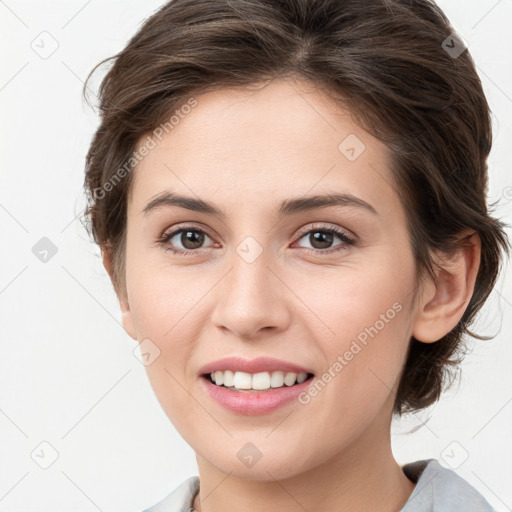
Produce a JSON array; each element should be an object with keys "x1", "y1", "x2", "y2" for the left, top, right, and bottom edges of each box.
[{"x1": 156, "y1": 223, "x2": 356, "y2": 256}]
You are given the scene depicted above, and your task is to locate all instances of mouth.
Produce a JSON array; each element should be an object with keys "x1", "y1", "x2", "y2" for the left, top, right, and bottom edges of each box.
[
  {"x1": 201, "y1": 371, "x2": 315, "y2": 393},
  {"x1": 199, "y1": 365, "x2": 317, "y2": 415}
]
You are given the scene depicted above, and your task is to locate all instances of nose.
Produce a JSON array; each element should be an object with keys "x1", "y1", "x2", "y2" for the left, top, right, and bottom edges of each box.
[{"x1": 210, "y1": 247, "x2": 291, "y2": 340}]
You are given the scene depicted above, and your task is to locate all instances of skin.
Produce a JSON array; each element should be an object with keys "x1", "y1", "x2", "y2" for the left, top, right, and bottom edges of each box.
[{"x1": 102, "y1": 78, "x2": 481, "y2": 512}]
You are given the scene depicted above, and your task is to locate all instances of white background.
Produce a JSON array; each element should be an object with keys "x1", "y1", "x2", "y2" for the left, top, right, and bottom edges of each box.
[{"x1": 0, "y1": 1, "x2": 511, "y2": 511}]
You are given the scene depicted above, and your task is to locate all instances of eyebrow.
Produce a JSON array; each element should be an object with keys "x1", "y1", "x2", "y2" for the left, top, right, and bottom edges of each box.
[{"x1": 141, "y1": 191, "x2": 379, "y2": 218}]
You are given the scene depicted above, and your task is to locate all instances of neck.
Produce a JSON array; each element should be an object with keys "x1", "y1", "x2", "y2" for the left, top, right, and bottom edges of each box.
[{"x1": 192, "y1": 408, "x2": 416, "y2": 512}]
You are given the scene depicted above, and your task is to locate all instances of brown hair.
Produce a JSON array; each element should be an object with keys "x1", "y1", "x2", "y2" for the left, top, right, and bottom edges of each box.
[{"x1": 82, "y1": 0, "x2": 510, "y2": 415}]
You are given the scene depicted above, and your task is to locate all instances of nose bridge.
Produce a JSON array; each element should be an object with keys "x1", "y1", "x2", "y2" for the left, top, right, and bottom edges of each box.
[
  {"x1": 211, "y1": 234, "x2": 289, "y2": 337},
  {"x1": 226, "y1": 236, "x2": 276, "y2": 308}
]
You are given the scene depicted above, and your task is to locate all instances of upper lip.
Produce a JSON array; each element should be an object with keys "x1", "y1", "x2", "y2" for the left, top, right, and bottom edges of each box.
[{"x1": 199, "y1": 356, "x2": 314, "y2": 376}]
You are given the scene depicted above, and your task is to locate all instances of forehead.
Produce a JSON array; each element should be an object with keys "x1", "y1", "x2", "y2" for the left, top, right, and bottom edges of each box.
[{"x1": 129, "y1": 79, "x2": 401, "y2": 221}]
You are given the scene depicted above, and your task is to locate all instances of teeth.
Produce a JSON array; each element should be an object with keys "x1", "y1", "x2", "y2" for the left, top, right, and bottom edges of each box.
[{"x1": 209, "y1": 370, "x2": 309, "y2": 390}]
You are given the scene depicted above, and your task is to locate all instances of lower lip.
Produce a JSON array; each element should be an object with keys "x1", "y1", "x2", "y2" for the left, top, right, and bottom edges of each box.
[{"x1": 199, "y1": 375, "x2": 314, "y2": 415}]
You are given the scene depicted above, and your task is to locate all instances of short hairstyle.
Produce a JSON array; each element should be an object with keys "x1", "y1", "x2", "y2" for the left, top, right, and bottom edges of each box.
[{"x1": 82, "y1": 0, "x2": 510, "y2": 416}]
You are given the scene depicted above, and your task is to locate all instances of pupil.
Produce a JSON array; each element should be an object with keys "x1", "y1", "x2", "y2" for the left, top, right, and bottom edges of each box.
[
  {"x1": 182, "y1": 230, "x2": 204, "y2": 249},
  {"x1": 311, "y1": 231, "x2": 332, "y2": 249}
]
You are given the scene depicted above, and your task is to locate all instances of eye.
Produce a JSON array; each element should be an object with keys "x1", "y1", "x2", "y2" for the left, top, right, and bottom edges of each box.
[
  {"x1": 293, "y1": 223, "x2": 356, "y2": 254},
  {"x1": 157, "y1": 223, "x2": 356, "y2": 256},
  {"x1": 157, "y1": 225, "x2": 217, "y2": 254}
]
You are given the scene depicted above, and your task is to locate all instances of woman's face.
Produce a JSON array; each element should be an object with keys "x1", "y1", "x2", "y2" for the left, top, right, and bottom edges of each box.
[{"x1": 117, "y1": 78, "x2": 425, "y2": 480}]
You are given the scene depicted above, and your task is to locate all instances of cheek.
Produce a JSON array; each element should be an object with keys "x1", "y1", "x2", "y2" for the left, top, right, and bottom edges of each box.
[
  {"x1": 129, "y1": 291, "x2": 199, "y2": 435},
  {"x1": 303, "y1": 256, "x2": 414, "y2": 402},
  {"x1": 125, "y1": 264, "x2": 209, "y2": 415},
  {"x1": 126, "y1": 254, "x2": 201, "y2": 336},
  {"x1": 300, "y1": 254, "x2": 411, "y2": 344}
]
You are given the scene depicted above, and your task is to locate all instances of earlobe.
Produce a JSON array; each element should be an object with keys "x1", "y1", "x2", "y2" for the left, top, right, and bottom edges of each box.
[
  {"x1": 412, "y1": 232, "x2": 481, "y2": 343},
  {"x1": 119, "y1": 299, "x2": 138, "y2": 341},
  {"x1": 101, "y1": 246, "x2": 113, "y2": 277},
  {"x1": 101, "y1": 247, "x2": 138, "y2": 341}
]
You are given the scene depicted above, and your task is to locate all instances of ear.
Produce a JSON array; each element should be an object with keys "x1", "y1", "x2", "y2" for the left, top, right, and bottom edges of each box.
[
  {"x1": 101, "y1": 247, "x2": 138, "y2": 341},
  {"x1": 412, "y1": 231, "x2": 481, "y2": 343}
]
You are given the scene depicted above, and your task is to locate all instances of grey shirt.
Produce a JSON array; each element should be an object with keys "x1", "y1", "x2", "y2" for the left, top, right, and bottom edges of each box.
[{"x1": 142, "y1": 458, "x2": 495, "y2": 511}]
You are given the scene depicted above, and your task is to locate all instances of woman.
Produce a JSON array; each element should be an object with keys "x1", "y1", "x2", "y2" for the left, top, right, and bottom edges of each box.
[{"x1": 82, "y1": 0, "x2": 510, "y2": 510}]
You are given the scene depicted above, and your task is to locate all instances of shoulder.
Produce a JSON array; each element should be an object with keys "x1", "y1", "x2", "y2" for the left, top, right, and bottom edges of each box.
[
  {"x1": 141, "y1": 476, "x2": 199, "y2": 512},
  {"x1": 400, "y1": 458, "x2": 496, "y2": 512}
]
